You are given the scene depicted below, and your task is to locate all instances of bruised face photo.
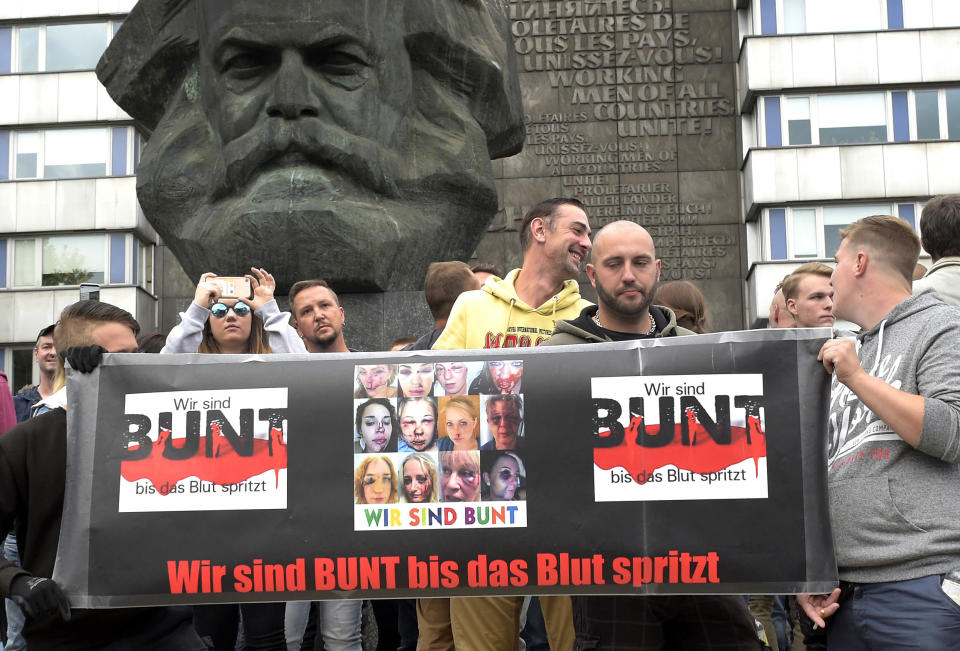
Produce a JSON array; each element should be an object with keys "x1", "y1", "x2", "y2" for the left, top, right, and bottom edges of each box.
[
  {"x1": 488, "y1": 360, "x2": 522, "y2": 394},
  {"x1": 440, "y1": 451, "x2": 481, "y2": 502},
  {"x1": 355, "y1": 456, "x2": 397, "y2": 505},
  {"x1": 486, "y1": 398, "x2": 522, "y2": 450},
  {"x1": 435, "y1": 362, "x2": 469, "y2": 396},
  {"x1": 401, "y1": 455, "x2": 435, "y2": 503},
  {"x1": 399, "y1": 363, "x2": 434, "y2": 397},
  {"x1": 486, "y1": 453, "x2": 521, "y2": 500},
  {"x1": 358, "y1": 403, "x2": 392, "y2": 453},
  {"x1": 356, "y1": 365, "x2": 395, "y2": 398},
  {"x1": 400, "y1": 399, "x2": 437, "y2": 451}
]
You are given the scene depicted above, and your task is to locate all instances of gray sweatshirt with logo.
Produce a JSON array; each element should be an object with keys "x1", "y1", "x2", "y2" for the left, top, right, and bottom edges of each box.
[{"x1": 827, "y1": 289, "x2": 960, "y2": 583}]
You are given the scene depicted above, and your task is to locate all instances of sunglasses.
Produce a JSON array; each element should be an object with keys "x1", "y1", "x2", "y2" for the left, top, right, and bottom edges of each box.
[{"x1": 210, "y1": 302, "x2": 251, "y2": 318}]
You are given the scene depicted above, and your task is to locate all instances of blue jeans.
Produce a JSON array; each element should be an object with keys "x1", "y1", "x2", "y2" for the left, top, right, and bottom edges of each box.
[
  {"x1": 828, "y1": 575, "x2": 960, "y2": 649},
  {"x1": 3, "y1": 535, "x2": 24, "y2": 651},
  {"x1": 287, "y1": 600, "x2": 362, "y2": 650}
]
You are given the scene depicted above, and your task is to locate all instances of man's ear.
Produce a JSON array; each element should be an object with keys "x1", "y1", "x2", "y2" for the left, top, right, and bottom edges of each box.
[
  {"x1": 586, "y1": 264, "x2": 597, "y2": 287},
  {"x1": 786, "y1": 298, "x2": 799, "y2": 317},
  {"x1": 531, "y1": 217, "x2": 548, "y2": 244}
]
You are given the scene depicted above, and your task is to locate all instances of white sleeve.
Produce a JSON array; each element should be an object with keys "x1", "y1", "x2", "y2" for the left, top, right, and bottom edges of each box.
[
  {"x1": 257, "y1": 300, "x2": 307, "y2": 353},
  {"x1": 160, "y1": 301, "x2": 210, "y2": 354}
]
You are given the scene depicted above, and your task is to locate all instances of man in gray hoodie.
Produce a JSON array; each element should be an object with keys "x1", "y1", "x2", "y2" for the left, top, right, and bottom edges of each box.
[{"x1": 800, "y1": 215, "x2": 960, "y2": 647}]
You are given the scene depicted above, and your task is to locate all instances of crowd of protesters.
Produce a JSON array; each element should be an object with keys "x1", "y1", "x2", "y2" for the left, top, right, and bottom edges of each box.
[{"x1": 2, "y1": 194, "x2": 960, "y2": 650}]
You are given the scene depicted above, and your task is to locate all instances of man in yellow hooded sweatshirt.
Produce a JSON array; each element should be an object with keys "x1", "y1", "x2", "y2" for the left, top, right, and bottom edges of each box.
[
  {"x1": 420, "y1": 198, "x2": 593, "y2": 650},
  {"x1": 433, "y1": 198, "x2": 594, "y2": 351}
]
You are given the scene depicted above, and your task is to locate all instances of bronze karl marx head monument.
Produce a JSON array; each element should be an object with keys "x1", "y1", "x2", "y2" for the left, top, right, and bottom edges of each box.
[{"x1": 98, "y1": 0, "x2": 523, "y2": 291}]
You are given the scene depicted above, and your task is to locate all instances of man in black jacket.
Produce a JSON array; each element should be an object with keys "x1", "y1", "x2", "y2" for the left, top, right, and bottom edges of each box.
[
  {"x1": 0, "y1": 300, "x2": 205, "y2": 650},
  {"x1": 544, "y1": 221, "x2": 761, "y2": 650}
]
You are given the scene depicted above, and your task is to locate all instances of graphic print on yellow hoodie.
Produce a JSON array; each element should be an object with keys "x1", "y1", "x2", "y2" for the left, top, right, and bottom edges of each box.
[{"x1": 432, "y1": 269, "x2": 593, "y2": 350}]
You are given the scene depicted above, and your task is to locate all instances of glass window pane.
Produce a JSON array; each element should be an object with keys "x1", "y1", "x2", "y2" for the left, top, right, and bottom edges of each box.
[
  {"x1": 915, "y1": 91, "x2": 940, "y2": 140},
  {"x1": 822, "y1": 204, "x2": 889, "y2": 257},
  {"x1": 17, "y1": 27, "x2": 39, "y2": 73},
  {"x1": 783, "y1": 0, "x2": 806, "y2": 33},
  {"x1": 903, "y1": 0, "x2": 934, "y2": 28},
  {"x1": 45, "y1": 23, "x2": 108, "y2": 72},
  {"x1": 12, "y1": 348, "x2": 34, "y2": 394},
  {"x1": 818, "y1": 93, "x2": 887, "y2": 145},
  {"x1": 785, "y1": 97, "x2": 811, "y2": 144},
  {"x1": 792, "y1": 209, "x2": 818, "y2": 257},
  {"x1": 15, "y1": 132, "x2": 38, "y2": 179},
  {"x1": 13, "y1": 239, "x2": 36, "y2": 287},
  {"x1": 41, "y1": 235, "x2": 105, "y2": 286},
  {"x1": 932, "y1": 0, "x2": 960, "y2": 25},
  {"x1": 806, "y1": 0, "x2": 882, "y2": 31},
  {"x1": 43, "y1": 128, "x2": 108, "y2": 179},
  {"x1": 947, "y1": 89, "x2": 960, "y2": 140}
]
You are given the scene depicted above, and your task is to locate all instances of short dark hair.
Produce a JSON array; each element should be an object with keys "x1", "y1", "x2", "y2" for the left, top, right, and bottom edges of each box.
[
  {"x1": 519, "y1": 198, "x2": 586, "y2": 251},
  {"x1": 424, "y1": 261, "x2": 478, "y2": 321},
  {"x1": 35, "y1": 324, "x2": 56, "y2": 345},
  {"x1": 485, "y1": 393, "x2": 523, "y2": 417},
  {"x1": 471, "y1": 263, "x2": 501, "y2": 278},
  {"x1": 840, "y1": 215, "x2": 920, "y2": 284},
  {"x1": 288, "y1": 279, "x2": 338, "y2": 311},
  {"x1": 137, "y1": 332, "x2": 168, "y2": 353},
  {"x1": 920, "y1": 195, "x2": 960, "y2": 260}
]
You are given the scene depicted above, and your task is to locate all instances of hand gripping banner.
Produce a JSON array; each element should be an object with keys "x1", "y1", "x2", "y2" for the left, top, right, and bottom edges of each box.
[{"x1": 55, "y1": 328, "x2": 837, "y2": 607}]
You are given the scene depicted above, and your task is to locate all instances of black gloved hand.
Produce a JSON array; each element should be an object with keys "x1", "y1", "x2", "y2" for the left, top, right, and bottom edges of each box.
[
  {"x1": 61, "y1": 345, "x2": 107, "y2": 374},
  {"x1": 10, "y1": 574, "x2": 71, "y2": 621}
]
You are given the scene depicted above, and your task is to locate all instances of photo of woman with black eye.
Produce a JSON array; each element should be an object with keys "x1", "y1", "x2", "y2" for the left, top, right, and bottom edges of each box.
[{"x1": 482, "y1": 450, "x2": 526, "y2": 501}]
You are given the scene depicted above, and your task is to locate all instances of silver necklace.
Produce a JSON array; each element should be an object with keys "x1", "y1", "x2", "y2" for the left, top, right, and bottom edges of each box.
[{"x1": 594, "y1": 310, "x2": 656, "y2": 334}]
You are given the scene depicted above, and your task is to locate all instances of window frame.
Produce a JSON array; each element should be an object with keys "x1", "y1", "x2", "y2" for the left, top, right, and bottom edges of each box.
[
  {"x1": 5, "y1": 233, "x2": 156, "y2": 290},
  {"x1": 762, "y1": 202, "x2": 925, "y2": 260},
  {"x1": 4, "y1": 127, "x2": 135, "y2": 181},
  {"x1": 10, "y1": 21, "x2": 116, "y2": 74}
]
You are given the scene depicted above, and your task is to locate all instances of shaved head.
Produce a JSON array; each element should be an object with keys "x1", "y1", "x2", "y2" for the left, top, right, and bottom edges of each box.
[
  {"x1": 587, "y1": 221, "x2": 662, "y2": 331},
  {"x1": 591, "y1": 221, "x2": 657, "y2": 263}
]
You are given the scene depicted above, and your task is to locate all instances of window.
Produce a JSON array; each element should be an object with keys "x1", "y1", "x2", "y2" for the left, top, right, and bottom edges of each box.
[
  {"x1": 41, "y1": 235, "x2": 105, "y2": 286},
  {"x1": 818, "y1": 94, "x2": 887, "y2": 145},
  {"x1": 765, "y1": 203, "x2": 921, "y2": 260},
  {"x1": 947, "y1": 89, "x2": 960, "y2": 140},
  {"x1": 11, "y1": 348, "x2": 34, "y2": 394},
  {"x1": 915, "y1": 91, "x2": 940, "y2": 140},
  {"x1": 902, "y1": 0, "x2": 960, "y2": 28},
  {"x1": 786, "y1": 98, "x2": 812, "y2": 145},
  {"x1": 760, "y1": 89, "x2": 960, "y2": 146},
  {"x1": 4, "y1": 128, "x2": 135, "y2": 181},
  {"x1": 756, "y1": 0, "x2": 960, "y2": 34},
  {"x1": 12, "y1": 22, "x2": 113, "y2": 73},
  {"x1": 6, "y1": 233, "x2": 154, "y2": 289}
]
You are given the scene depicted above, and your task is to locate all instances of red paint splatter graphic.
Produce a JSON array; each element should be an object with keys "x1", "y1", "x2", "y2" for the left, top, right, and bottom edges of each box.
[
  {"x1": 121, "y1": 427, "x2": 287, "y2": 495},
  {"x1": 594, "y1": 415, "x2": 766, "y2": 482}
]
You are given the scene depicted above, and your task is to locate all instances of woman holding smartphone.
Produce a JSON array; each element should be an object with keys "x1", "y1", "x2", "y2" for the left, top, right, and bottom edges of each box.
[
  {"x1": 162, "y1": 268, "x2": 305, "y2": 354},
  {"x1": 161, "y1": 267, "x2": 299, "y2": 649}
]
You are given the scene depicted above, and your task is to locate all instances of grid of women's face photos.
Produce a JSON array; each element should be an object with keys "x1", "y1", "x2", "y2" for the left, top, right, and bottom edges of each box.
[{"x1": 352, "y1": 361, "x2": 528, "y2": 505}]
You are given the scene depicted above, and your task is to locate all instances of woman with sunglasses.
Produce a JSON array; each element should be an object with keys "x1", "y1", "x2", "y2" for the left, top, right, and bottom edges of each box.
[
  {"x1": 161, "y1": 268, "x2": 305, "y2": 354},
  {"x1": 161, "y1": 268, "x2": 297, "y2": 649}
]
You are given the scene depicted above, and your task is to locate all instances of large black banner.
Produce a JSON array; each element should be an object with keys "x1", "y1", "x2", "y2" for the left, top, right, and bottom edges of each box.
[{"x1": 55, "y1": 328, "x2": 837, "y2": 607}]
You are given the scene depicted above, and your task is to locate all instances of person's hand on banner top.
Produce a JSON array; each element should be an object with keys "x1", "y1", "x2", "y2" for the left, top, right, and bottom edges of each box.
[
  {"x1": 10, "y1": 575, "x2": 71, "y2": 622},
  {"x1": 798, "y1": 589, "x2": 841, "y2": 628},
  {"x1": 817, "y1": 337, "x2": 862, "y2": 385},
  {"x1": 62, "y1": 346, "x2": 107, "y2": 374}
]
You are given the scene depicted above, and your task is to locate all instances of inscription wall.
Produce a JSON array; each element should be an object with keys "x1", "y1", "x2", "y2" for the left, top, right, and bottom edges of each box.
[{"x1": 481, "y1": 0, "x2": 744, "y2": 331}]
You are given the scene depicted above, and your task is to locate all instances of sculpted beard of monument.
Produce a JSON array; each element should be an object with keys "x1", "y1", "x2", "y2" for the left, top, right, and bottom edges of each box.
[{"x1": 99, "y1": 0, "x2": 523, "y2": 291}]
